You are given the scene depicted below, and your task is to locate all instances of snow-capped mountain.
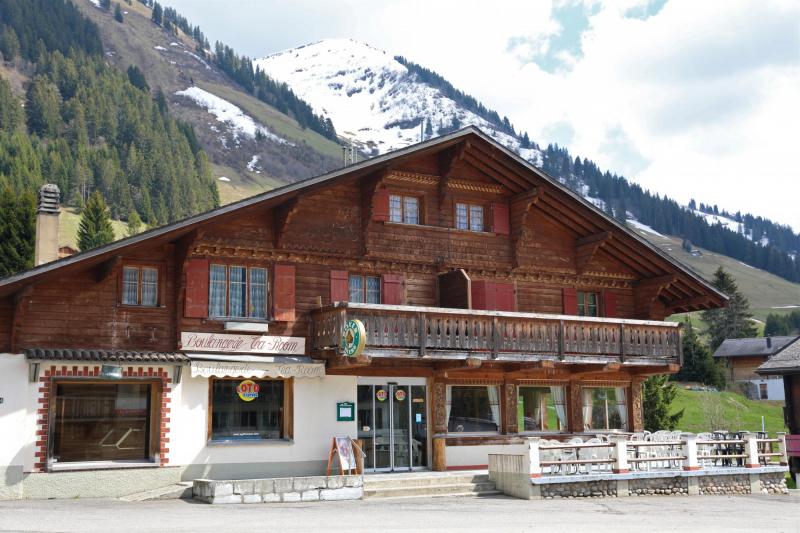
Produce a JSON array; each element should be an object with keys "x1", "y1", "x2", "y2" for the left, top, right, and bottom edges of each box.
[{"x1": 256, "y1": 39, "x2": 541, "y2": 163}]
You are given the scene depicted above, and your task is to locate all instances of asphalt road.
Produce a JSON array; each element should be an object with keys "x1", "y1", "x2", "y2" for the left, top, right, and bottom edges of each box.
[{"x1": 1, "y1": 493, "x2": 798, "y2": 533}]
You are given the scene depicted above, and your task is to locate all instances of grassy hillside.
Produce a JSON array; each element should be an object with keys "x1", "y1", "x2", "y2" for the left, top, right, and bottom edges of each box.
[
  {"x1": 630, "y1": 222, "x2": 800, "y2": 321},
  {"x1": 74, "y1": 0, "x2": 341, "y2": 203},
  {"x1": 58, "y1": 208, "x2": 129, "y2": 250},
  {"x1": 672, "y1": 387, "x2": 785, "y2": 434}
]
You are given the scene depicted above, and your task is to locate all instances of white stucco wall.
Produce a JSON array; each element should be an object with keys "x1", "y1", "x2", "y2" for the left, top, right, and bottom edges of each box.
[
  {"x1": 743, "y1": 377, "x2": 785, "y2": 401},
  {"x1": 171, "y1": 374, "x2": 357, "y2": 477},
  {"x1": 0, "y1": 354, "x2": 38, "y2": 498},
  {"x1": 446, "y1": 443, "x2": 527, "y2": 468}
]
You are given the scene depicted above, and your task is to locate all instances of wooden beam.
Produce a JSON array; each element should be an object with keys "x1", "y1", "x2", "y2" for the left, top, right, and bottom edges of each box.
[
  {"x1": 510, "y1": 188, "x2": 541, "y2": 268},
  {"x1": 94, "y1": 255, "x2": 121, "y2": 283},
  {"x1": 575, "y1": 231, "x2": 612, "y2": 274},
  {"x1": 462, "y1": 152, "x2": 526, "y2": 193},
  {"x1": 467, "y1": 141, "x2": 535, "y2": 188},
  {"x1": 326, "y1": 354, "x2": 373, "y2": 370},
  {"x1": 637, "y1": 274, "x2": 678, "y2": 290},
  {"x1": 438, "y1": 141, "x2": 468, "y2": 180},
  {"x1": 635, "y1": 275, "x2": 678, "y2": 320},
  {"x1": 360, "y1": 170, "x2": 387, "y2": 256},
  {"x1": 664, "y1": 295, "x2": 712, "y2": 311},
  {"x1": 273, "y1": 197, "x2": 300, "y2": 249}
]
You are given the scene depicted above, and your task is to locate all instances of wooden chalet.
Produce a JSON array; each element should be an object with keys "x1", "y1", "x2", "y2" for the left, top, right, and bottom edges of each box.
[{"x1": 0, "y1": 127, "x2": 727, "y2": 496}]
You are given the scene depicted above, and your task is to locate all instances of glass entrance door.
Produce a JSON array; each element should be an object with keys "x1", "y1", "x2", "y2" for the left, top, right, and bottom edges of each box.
[{"x1": 357, "y1": 383, "x2": 427, "y2": 472}]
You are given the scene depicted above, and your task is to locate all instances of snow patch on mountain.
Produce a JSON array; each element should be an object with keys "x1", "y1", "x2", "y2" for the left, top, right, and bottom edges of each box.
[
  {"x1": 256, "y1": 39, "x2": 537, "y2": 160},
  {"x1": 175, "y1": 87, "x2": 293, "y2": 146}
]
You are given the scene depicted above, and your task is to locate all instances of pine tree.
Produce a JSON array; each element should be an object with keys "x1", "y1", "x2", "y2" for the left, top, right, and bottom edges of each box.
[
  {"x1": 100, "y1": 0, "x2": 111, "y2": 9},
  {"x1": 126, "y1": 209, "x2": 142, "y2": 236},
  {"x1": 26, "y1": 76, "x2": 61, "y2": 137},
  {"x1": 642, "y1": 375, "x2": 684, "y2": 431},
  {"x1": 424, "y1": 119, "x2": 433, "y2": 140},
  {"x1": 701, "y1": 267, "x2": 757, "y2": 350},
  {"x1": 78, "y1": 191, "x2": 115, "y2": 251},
  {"x1": 0, "y1": 186, "x2": 35, "y2": 277},
  {"x1": 0, "y1": 26, "x2": 20, "y2": 62},
  {"x1": 0, "y1": 76, "x2": 22, "y2": 132},
  {"x1": 151, "y1": 2, "x2": 163, "y2": 25},
  {"x1": 674, "y1": 316, "x2": 726, "y2": 389},
  {"x1": 114, "y1": 4, "x2": 124, "y2": 22}
]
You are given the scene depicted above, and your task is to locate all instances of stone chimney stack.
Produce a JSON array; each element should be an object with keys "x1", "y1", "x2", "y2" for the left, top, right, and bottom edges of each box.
[{"x1": 35, "y1": 184, "x2": 61, "y2": 266}]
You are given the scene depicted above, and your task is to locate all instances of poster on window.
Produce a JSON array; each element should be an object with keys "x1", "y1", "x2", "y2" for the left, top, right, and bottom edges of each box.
[{"x1": 181, "y1": 332, "x2": 305, "y2": 355}]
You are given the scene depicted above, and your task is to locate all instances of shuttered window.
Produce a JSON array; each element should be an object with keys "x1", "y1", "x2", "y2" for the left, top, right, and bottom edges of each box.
[
  {"x1": 578, "y1": 292, "x2": 599, "y2": 317},
  {"x1": 455, "y1": 202, "x2": 484, "y2": 232},
  {"x1": 209, "y1": 265, "x2": 269, "y2": 319},
  {"x1": 389, "y1": 194, "x2": 420, "y2": 224},
  {"x1": 349, "y1": 274, "x2": 381, "y2": 304}
]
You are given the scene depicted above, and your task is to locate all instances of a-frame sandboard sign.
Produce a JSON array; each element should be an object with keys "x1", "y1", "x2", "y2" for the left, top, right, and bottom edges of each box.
[{"x1": 326, "y1": 436, "x2": 363, "y2": 475}]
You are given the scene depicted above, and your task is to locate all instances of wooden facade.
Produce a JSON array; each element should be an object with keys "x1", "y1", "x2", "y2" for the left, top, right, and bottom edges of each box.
[{"x1": 0, "y1": 128, "x2": 727, "y2": 471}]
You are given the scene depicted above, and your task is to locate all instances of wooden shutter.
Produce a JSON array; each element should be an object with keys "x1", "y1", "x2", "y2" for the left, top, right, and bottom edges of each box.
[
  {"x1": 603, "y1": 290, "x2": 618, "y2": 318},
  {"x1": 491, "y1": 202, "x2": 510, "y2": 235},
  {"x1": 471, "y1": 280, "x2": 496, "y2": 310},
  {"x1": 372, "y1": 188, "x2": 390, "y2": 222},
  {"x1": 272, "y1": 264, "x2": 296, "y2": 322},
  {"x1": 562, "y1": 287, "x2": 578, "y2": 315},
  {"x1": 495, "y1": 283, "x2": 516, "y2": 312},
  {"x1": 330, "y1": 270, "x2": 349, "y2": 303},
  {"x1": 382, "y1": 273, "x2": 405, "y2": 305},
  {"x1": 184, "y1": 258, "x2": 209, "y2": 318}
]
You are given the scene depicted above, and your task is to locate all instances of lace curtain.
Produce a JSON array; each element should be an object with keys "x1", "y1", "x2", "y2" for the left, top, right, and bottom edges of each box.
[{"x1": 549, "y1": 386, "x2": 567, "y2": 430}]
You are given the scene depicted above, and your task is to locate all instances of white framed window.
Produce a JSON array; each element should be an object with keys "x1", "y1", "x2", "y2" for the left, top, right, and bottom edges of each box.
[
  {"x1": 389, "y1": 194, "x2": 420, "y2": 224},
  {"x1": 582, "y1": 387, "x2": 628, "y2": 431},
  {"x1": 455, "y1": 203, "x2": 484, "y2": 232},
  {"x1": 209, "y1": 265, "x2": 269, "y2": 319},
  {"x1": 517, "y1": 386, "x2": 567, "y2": 432}
]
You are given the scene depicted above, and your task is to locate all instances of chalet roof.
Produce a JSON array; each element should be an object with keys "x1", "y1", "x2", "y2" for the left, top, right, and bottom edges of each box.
[
  {"x1": 0, "y1": 126, "x2": 727, "y2": 309},
  {"x1": 24, "y1": 348, "x2": 188, "y2": 364},
  {"x1": 713, "y1": 336, "x2": 799, "y2": 359},
  {"x1": 756, "y1": 337, "x2": 800, "y2": 375}
]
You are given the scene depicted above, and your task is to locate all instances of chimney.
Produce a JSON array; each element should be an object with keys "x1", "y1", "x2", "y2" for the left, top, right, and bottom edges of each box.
[
  {"x1": 35, "y1": 184, "x2": 60, "y2": 266},
  {"x1": 766, "y1": 336, "x2": 772, "y2": 349}
]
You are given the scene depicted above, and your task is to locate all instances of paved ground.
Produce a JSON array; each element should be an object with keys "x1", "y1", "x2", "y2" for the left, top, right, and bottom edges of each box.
[{"x1": 1, "y1": 493, "x2": 799, "y2": 533}]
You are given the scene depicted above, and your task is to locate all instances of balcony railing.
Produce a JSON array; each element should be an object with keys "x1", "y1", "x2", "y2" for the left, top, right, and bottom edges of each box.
[{"x1": 310, "y1": 302, "x2": 682, "y2": 364}]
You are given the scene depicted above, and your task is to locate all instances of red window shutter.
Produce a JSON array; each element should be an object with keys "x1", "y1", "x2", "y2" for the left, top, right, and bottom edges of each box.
[
  {"x1": 273, "y1": 264, "x2": 296, "y2": 322},
  {"x1": 184, "y1": 258, "x2": 209, "y2": 318},
  {"x1": 495, "y1": 283, "x2": 516, "y2": 312},
  {"x1": 603, "y1": 290, "x2": 618, "y2": 318},
  {"x1": 562, "y1": 287, "x2": 578, "y2": 315},
  {"x1": 372, "y1": 188, "x2": 390, "y2": 222},
  {"x1": 382, "y1": 273, "x2": 404, "y2": 305},
  {"x1": 330, "y1": 270, "x2": 349, "y2": 303},
  {"x1": 491, "y1": 202, "x2": 510, "y2": 235},
  {"x1": 471, "y1": 280, "x2": 497, "y2": 310}
]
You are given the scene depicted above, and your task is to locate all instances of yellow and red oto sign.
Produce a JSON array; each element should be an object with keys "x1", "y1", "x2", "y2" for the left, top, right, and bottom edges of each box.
[{"x1": 236, "y1": 379, "x2": 260, "y2": 401}]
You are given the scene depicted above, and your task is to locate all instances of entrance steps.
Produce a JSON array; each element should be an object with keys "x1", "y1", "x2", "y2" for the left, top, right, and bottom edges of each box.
[
  {"x1": 363, "y1": 472, "x2": 499, "y2": 499},
  {"x1": 118, "y1": 481, "x2": 193, "y2": 501}
]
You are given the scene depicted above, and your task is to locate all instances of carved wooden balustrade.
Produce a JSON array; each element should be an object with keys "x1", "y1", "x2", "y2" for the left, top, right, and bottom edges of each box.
[{"x1": 310, "y1": 303, "x2": 682, "y2": 365}]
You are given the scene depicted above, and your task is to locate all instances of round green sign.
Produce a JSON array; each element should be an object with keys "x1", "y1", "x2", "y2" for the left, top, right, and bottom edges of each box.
[{"x1": 342, "y1": 319, "x2": 366, "y2": 357}]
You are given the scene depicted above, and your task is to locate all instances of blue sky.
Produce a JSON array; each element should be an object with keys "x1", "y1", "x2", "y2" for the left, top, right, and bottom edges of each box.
[{"x1": 162, "y1": 0, "x2": 800, "y2": 230}]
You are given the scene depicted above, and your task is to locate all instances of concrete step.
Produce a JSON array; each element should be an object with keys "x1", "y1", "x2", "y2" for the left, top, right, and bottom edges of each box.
[
  {"x1": 118, "y1": 482, "x2": 193, "y2": 501},
  {"x1": 364, "y1": 474, "x2": 490, "y2": 490},
  {"x1": 364, "y1": 481, "x2": 497, "y2": 499}
]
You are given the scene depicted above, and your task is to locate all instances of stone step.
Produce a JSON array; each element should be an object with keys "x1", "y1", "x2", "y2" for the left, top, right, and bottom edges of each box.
[
  {"x1": 118, "y1": 482, "x2": 193, "y2": 501},
  {"x1": 363, "y1": 481, "x2": 497, "y2": 499},
  {"x1": 364, "y1": 474, "x2": 490, "y2": 490}
]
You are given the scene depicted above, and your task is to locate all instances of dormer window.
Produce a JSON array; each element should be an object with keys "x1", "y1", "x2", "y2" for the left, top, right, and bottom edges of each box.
[
  {"x1": 389, "y1": 194, "x2": 420, "y2": 224},
  {"x1": 455, "y1": 203, "x2": 484, "y2": 232}
]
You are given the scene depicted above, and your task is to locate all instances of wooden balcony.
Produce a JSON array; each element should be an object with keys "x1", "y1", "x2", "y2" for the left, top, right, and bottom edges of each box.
[{"x1": 310, "y1": 303, "x2": 682, "y2": 366}]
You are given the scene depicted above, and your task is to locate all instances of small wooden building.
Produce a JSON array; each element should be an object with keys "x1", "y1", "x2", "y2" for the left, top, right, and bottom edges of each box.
[
  {"x1": 0, "y1": 127, "x2": 726, "y2": 498},
  {"x1": 714, "y1": 336, "x2": 799, "y2": 400}
]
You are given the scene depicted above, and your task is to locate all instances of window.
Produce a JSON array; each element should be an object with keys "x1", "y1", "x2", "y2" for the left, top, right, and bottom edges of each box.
[
  {"x1": 455, "y1": 203, "x2": 484, "y2": 232},
  {"x1": 759, "y1": 383, "x2": 768, "y2": 400},
  {"x1": 578, "y1": 292, "x2": 599, "y2": 317},
  {"x1": 209, "y1": 265, "x2": 268, "y2": 319},
  {"x1": 121, "y1": 266, "x2": 158, "y2": 306},
  {"x1": 582, "y1": 387, "x2": 628, "y2": 431},
  {"x1": 210, "y1": 378, "x2": 289, "y2": 441},
  {"x1": 51, "y1": 382, "x2": 154, "y2": 463},
  {"x1": 446, "y1": 385, "x2": 500, "y2": 433},
  {"x1": 389, "y1": 194, "x2": 420, "y2": 224},
  {"x1": 349, "y1": 274, "x2": 381, "y2": 303},
  {"x1": 518, "y1": 386, "x2": 567, "y2": 432}
]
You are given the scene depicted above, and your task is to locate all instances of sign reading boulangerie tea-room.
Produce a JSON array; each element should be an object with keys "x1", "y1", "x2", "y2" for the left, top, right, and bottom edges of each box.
[{"x1": 181, "y1": 332, "x2": 305, "y2": 355}]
